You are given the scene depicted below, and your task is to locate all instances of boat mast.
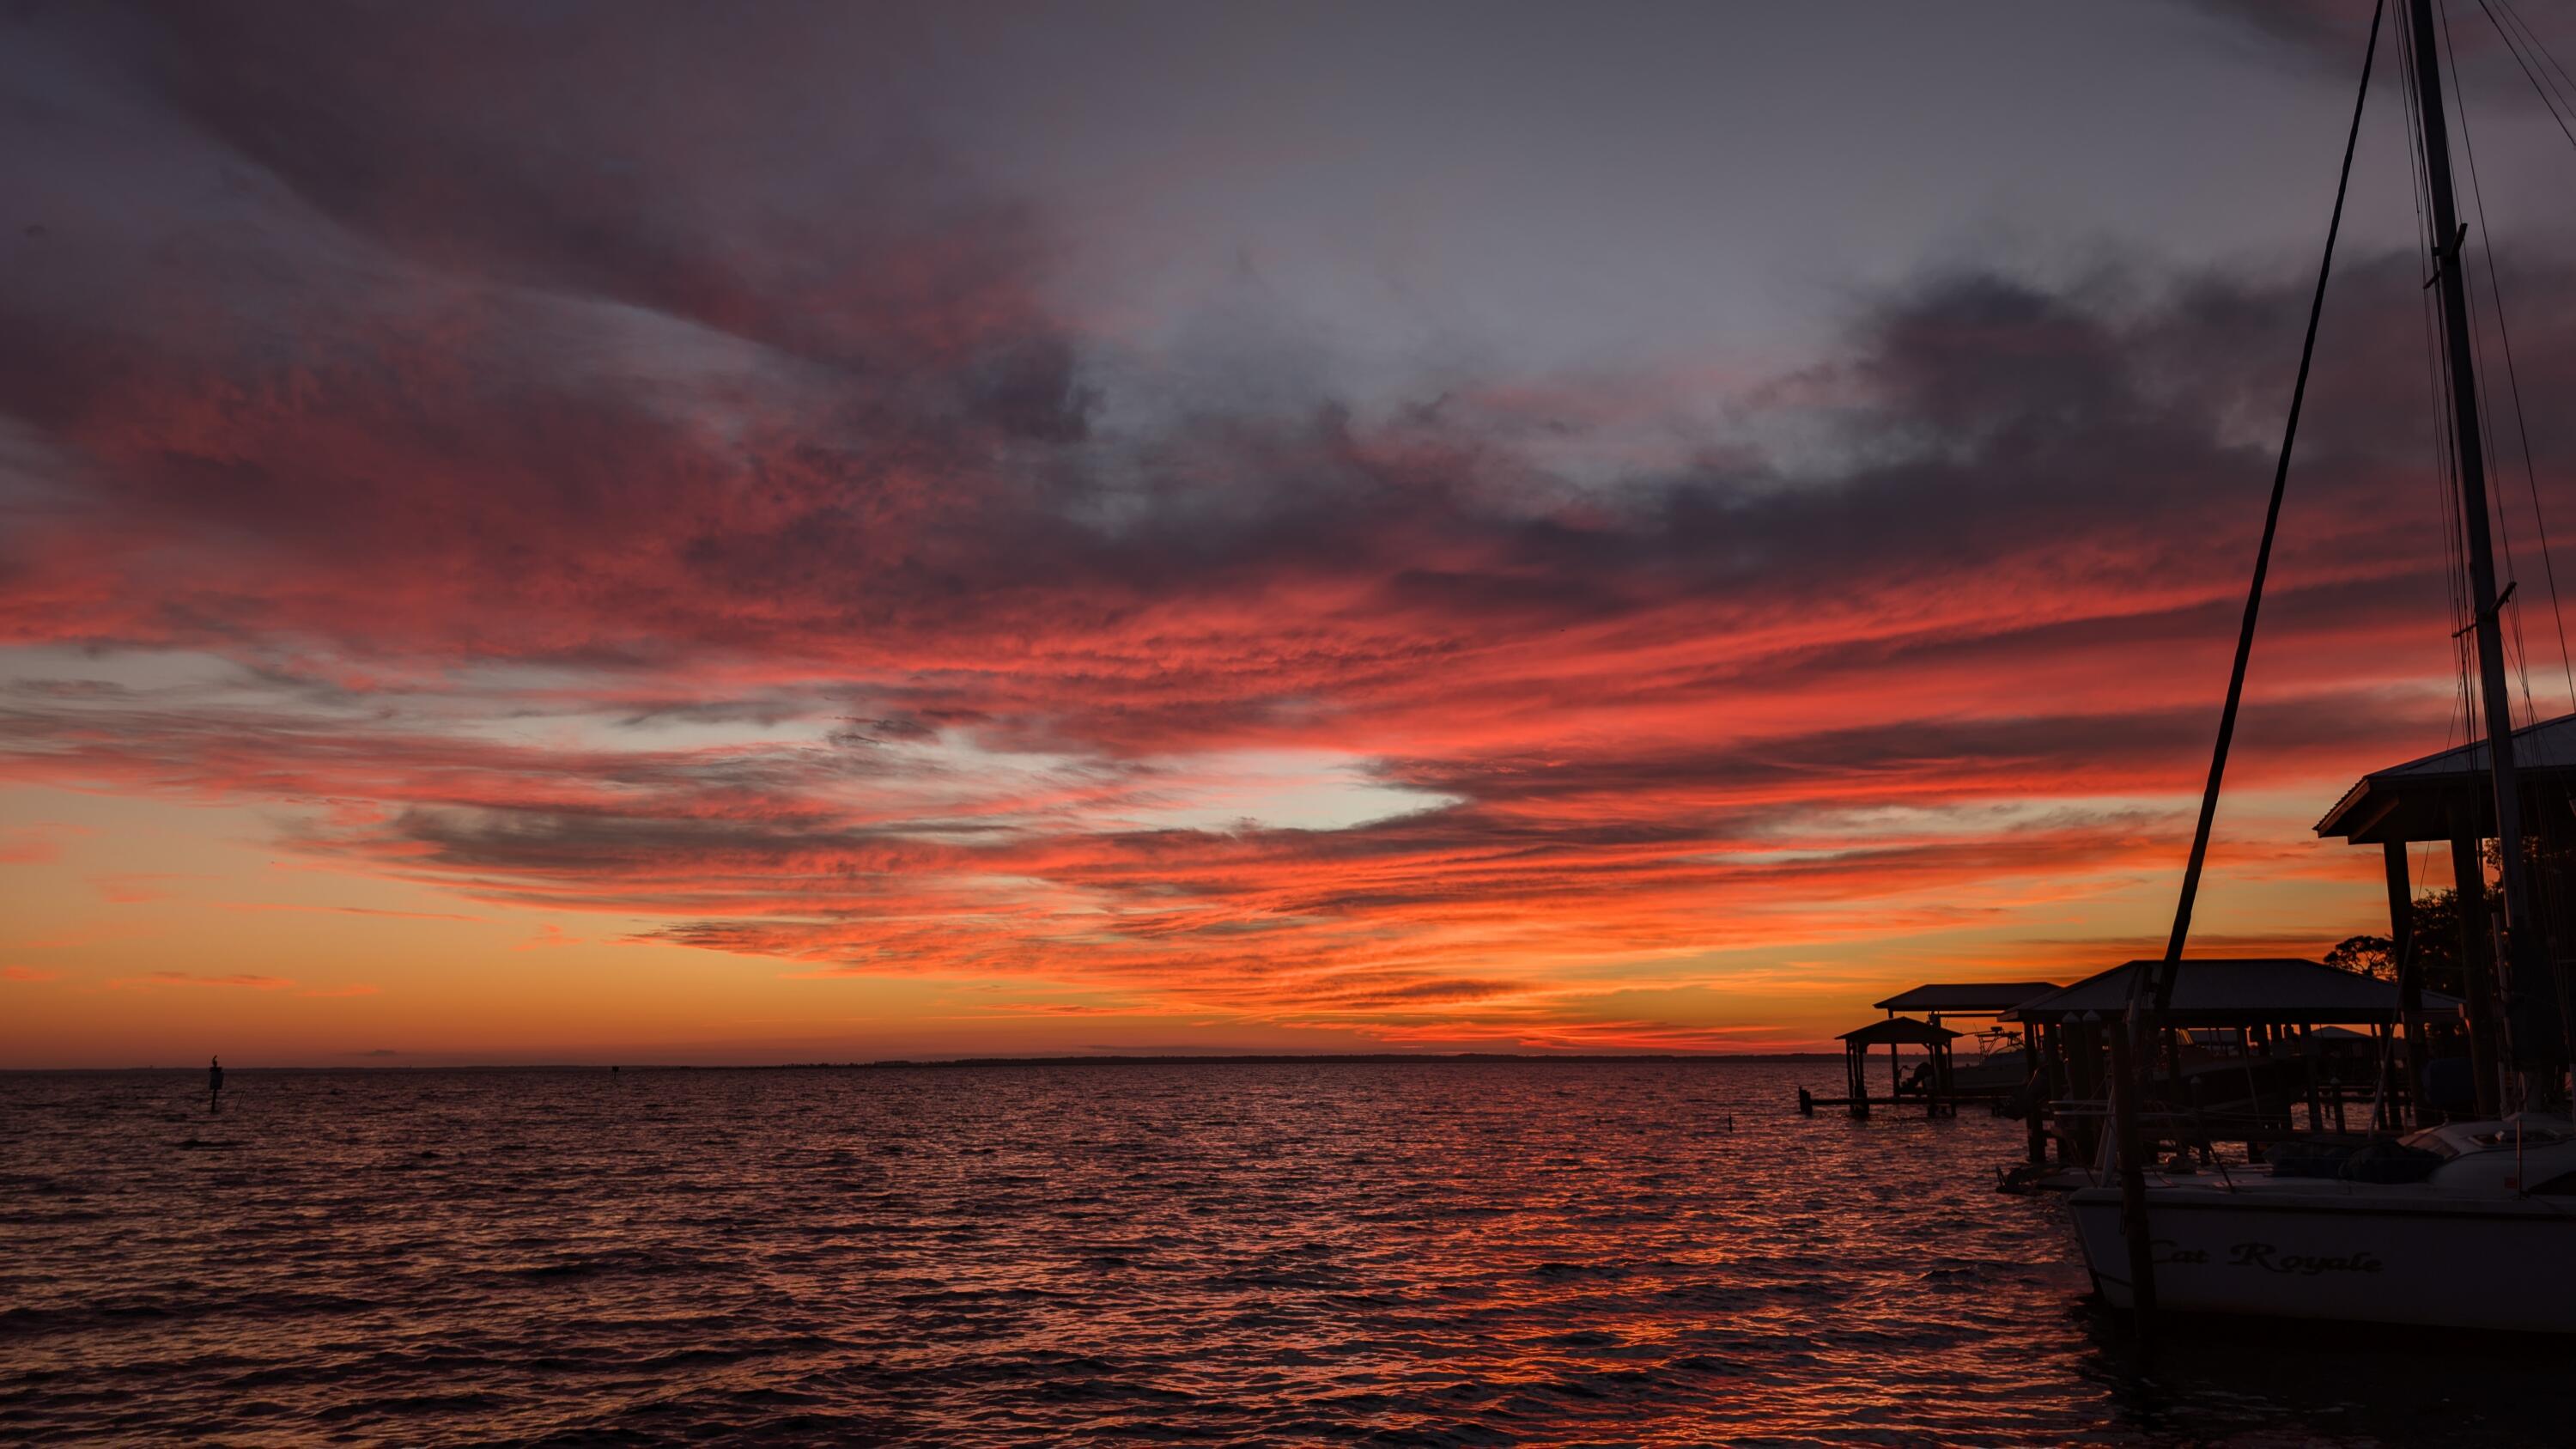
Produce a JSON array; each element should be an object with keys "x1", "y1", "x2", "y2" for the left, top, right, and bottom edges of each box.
[{"x1": 2403, "y1": 0, "x2": 2537, "y2": 1092}]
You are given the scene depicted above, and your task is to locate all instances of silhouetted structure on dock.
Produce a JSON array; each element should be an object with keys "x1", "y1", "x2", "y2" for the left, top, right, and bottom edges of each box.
[
  {"x1": 2005, "y1": 958, "x2": 2460, "y2": 1163},
  {"x1": 1870, "y1": 982, "x2": 2060, "y2": 1023},
  {"x1": 1800, "y1": 957, "x2": 2461, "y2": 1158},
  {"x1": 2314, "y1": 710, "x2": 2576, "y2": 1119},
  {"x1": 1801, "y1": 1016, "x2": 1959, "y2": 1118}
]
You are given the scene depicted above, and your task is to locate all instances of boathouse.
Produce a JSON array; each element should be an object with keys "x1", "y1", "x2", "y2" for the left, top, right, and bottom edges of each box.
[{"x1": 2005, "y1": 958, "x2": 2463, "y2": 1160}]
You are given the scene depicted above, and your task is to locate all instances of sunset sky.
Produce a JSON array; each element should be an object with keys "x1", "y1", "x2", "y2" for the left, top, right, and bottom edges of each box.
[{"x1": 8, "y1": 1, "x2": 2576, "y2": 1066}]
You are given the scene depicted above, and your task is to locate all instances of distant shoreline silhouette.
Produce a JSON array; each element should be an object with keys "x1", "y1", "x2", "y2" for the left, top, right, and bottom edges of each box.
[{"x1": 19, "y1": 1051, "x2": 1844, "y2": 1074}]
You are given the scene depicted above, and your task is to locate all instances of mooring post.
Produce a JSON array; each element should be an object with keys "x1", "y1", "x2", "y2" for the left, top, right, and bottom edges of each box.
[
  {"x1": 2384, "y1": 840, "x2": 2429, "y2": 1125},
  {"x1": 2451, "y1": 819, "x2": 2503, "y2": 1118},
  {"x1": 2025, "y1": 1035, "x2": 2048, "y2": 1164},
  {"x1": 2108, "y1": 1023, "x2": 2157, "y2": 1352}
]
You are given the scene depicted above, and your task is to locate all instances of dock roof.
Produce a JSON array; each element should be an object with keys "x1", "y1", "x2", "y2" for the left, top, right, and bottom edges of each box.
[
  {"x1": 2001, "y1": 958, "x2": 2462, "y2": 1026},
  {"x1": 1870, "y1": 982, "x2": 2061, "y2": 1014},
  {"x1": 1838, "y1": 1016, "x2": 1960, "y2": 1046},
  {"x1": 2315, "y1": 710, "x2": 2576, "y2": 843}
]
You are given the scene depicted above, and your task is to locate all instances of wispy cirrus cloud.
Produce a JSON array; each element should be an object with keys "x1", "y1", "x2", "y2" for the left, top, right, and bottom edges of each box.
[
  {"x1": 110, "y1": 971, "x2": 297, "y2": 992},
  {"x1": 0, "y1": 821, "x2": 90, "y2": 866}
]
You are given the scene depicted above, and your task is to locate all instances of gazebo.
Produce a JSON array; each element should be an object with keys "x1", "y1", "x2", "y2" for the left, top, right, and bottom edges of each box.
[{"x1": 1833, "y1": 1016, "x2": 1960, "y2": 1118}]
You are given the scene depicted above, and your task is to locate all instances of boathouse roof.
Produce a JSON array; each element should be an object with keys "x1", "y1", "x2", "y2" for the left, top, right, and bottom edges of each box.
[
  {"x1": 1838, "y1": 1016, "x2": 1960, "y2": 1046},
  {"x1": 2001, "y1": 958, "x2": 2462, "y2": 1026},
  {"x1": 2315, "y1": 710, "x2": 2576, "y2": 844},
  {"x1": 1870, "y1": 982, "x2": 2061, "y2": 1015}
]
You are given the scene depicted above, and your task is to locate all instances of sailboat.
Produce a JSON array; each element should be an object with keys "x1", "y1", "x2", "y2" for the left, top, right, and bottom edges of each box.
[
  {"x1": 2069, "y1": 1115, "x2": 2576, "y2": 1330},
  {"x1": 2062, "y1": 0, "x2": 2576, "y2": 1334}
]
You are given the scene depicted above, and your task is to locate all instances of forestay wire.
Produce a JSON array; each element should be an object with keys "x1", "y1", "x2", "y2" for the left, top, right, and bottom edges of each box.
[{"x1": 2122, "y1": 0, "x2": 2386, "y2": 1033}]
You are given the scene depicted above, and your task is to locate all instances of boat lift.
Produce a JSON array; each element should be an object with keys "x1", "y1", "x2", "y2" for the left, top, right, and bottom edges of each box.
[{"x1": 1800, "y1": 1016, "x2": 1961, "y2": 1118}]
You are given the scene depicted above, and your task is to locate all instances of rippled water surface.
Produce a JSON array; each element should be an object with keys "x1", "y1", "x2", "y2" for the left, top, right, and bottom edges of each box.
[{"x1": 3, "y1": 1062, "x2": 2562, "y2": 1446}]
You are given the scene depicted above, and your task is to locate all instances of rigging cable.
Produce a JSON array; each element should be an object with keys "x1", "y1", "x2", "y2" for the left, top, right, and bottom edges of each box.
[
  {"x1": 2448, "y1": 1, "x2": 2576, "y2": 716},
  {"x1": 2439, "y1": 0, "x2": 2547, "y2": 731},
  {"x1": 2478, "y1": 0, "x2": 2576, "y2": 155},
  {"x1": 2506, "y1": 0, "x2": 2576, "y2": 119},
  {"x1": 2413, "y1": 0, "x2": 2526, "y2": 1108},
  {"x1": 2400, "y1": 3, "x2": 2479, "y2": 763},
  {"x1": 2134, "y1": 0, "x2": 2382, "y2": 1005},
  {"x1": 2114, "y1": 0, "x2": 2386, "y2": 1145},
  {"x1": 2369, "y1": 4, "x2": 2479, "y2": 1135},
  {"x1": 2494, "y1": 0, "x2": 2576, "y2": 105},
  {"x1": 2404, "y1": 0, "x2": 2493, "y2": 1009},
  {"x1": 2103, "y1": 16, "x2": 2388, "y2": 1330},
  {"x1": 2446, "y1": 0, "x2": 2576, "y2": 1093}
]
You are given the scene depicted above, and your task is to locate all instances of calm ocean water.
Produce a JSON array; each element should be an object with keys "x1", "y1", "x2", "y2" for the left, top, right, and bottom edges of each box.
[{"x1": 1, "y1": 1060, "x2": 2561, "y2": 1446}]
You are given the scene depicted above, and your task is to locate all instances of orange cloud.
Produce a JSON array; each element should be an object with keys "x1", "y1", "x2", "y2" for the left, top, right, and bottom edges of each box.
[
  {"x1": 110, "y1": 971, "x2": 298, "y2": 991},
  {"x1": 0, "y1": 15, "x2": 2555, "y2": 1056},
  {"x1": 0, "y1": 821, "x2": 91, "y2": 866},
  {"x1": 92, "y1": 873, "x2": 216, "y2": 905}
]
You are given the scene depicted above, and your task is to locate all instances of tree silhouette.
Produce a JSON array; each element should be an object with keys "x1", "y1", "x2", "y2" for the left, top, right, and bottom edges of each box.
[{"x1": 2325, "y1": 887, "x2": 2469, "y2": 1000}]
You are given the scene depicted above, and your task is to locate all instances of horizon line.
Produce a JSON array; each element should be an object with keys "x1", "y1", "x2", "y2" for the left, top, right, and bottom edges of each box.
[{"x1": 16, "y1": 1050, "x2": 1850, "y2": 1072}]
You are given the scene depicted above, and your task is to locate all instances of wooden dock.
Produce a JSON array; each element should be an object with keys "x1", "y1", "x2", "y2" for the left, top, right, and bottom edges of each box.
[{"x1": 1796, "y1": 1084, "x2": 2019, "y2": 1117}]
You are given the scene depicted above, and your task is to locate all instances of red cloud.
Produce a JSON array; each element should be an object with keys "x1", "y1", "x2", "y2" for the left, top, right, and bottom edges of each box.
[{"x1": 3, "y1": 9, "x2": 2571, "y2": 1049}]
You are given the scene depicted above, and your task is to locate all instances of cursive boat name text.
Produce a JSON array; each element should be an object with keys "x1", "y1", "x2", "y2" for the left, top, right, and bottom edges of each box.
[{"x1": 2149, "y1": 1239, "x2": 2385, "y2": 1275}]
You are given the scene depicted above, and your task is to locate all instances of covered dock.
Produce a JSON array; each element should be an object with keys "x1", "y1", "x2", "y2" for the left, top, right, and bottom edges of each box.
[
  {"x1": 2315, "y1": 709, "x2": 2576, "y2": 1117},
  {"x1": 1870, "y1": 982, "x2": 2061, "y2": 1022},
  {"x1": 2006, "y1": 958, "x2": 2463, "y2": 1162},
  {"x1": 1801, "y1": 981, "x2": 2064, "y2": 1119},
  {"x1": 1800, "y1": 1016, "x2": 1961, "y2": 1118},
  {"x1": 2314, "y1": 711, "x2": 2576, "y2": 845},
  {"x1": 2002, "y1": 957, "x2": 2450, "y2": 1026}
]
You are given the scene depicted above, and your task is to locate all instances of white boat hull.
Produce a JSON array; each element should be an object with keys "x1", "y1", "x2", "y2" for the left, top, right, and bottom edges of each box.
[{"x1": 2069, "y1": 1183, "x2": 2576, "y2": 1333}]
